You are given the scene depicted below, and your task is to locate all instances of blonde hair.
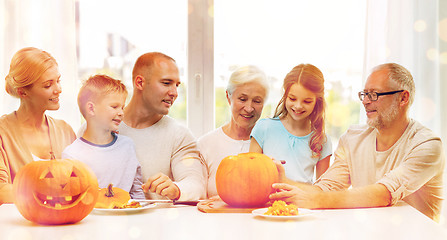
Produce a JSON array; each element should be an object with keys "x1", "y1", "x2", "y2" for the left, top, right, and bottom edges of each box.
[
  {"x1": 274, "y1": 64, "x2": 327, "y2": 158},
  {"x1": 5, "y1": 47, "x2": 58, "y2": 98},
  {"x1": 77, "y1": 74, "x2": 128, "y2": 118}
]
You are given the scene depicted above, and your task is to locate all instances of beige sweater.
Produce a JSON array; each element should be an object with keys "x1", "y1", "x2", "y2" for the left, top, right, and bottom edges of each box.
[
  {"x1": 118, "y1": 116, "x2": 206, "y2": 200},
  {"x1": 0, "y1": 112, "x2": 76, "y2": 203},
  {"x1": 316, "y1": 119, "x2": 445, "y2": 220}
]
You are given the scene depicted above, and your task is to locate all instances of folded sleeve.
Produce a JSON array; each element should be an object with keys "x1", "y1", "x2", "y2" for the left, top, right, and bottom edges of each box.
[
  {"x1": 319, "y1": 135, "x2": 333, "y2": 161},
  {"x1": 377, "y1": 137, "x2": 444, "y2": 205},
  {"x1": 250, "y1": 119, "x2": 267, "y2": 147},
  {"x1": 171, "y1": 128, "x2": 206, "y2": 200}
]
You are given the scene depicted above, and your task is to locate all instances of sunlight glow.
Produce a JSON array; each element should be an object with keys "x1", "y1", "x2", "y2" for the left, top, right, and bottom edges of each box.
[
  {"x1": 426, "y1": 48, "x2": 439, "y2": 61},
  {"x1": 414, "y1": 20, "x2": 427, "y2": 32},
  {"x1": 439, "y1": 18, "x2": 447, "y2": 42},
  {"x1": 440, "y1": 52, "x2": 447, "y2": 64}
]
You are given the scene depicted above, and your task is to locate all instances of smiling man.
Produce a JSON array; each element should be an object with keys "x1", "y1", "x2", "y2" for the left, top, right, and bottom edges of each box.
[
  {"x1": 269, "y1": 63, "x2": 445, "y2": 220},
  {"x1": 121, "y1": 52, "x2": 206, "y2": 201}
]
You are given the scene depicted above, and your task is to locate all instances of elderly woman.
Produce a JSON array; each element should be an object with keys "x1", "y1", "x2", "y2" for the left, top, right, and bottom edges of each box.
[
  {"x1": 197, "y1": 65, "x2": 269, "y2": 198},
  {"x1": 0, "y1": 47, "x2": 76, "y2": 203}
]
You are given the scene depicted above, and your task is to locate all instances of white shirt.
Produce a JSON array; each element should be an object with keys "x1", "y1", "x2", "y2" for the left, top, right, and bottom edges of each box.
[{"x1": 197, "y1": 127, "x2": 251, "y2": 197}]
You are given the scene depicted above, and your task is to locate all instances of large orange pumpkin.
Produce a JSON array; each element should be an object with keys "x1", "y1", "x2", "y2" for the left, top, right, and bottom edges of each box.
[
  {"x1": 95, "y1": 184, "x2": 131, "y2": 209},
  {"x1": 216, "y1": 152, "x2": 279, "y2": 207},
  {"x1": 13, "y1": 158, "x2": 99, "y2": 225}
]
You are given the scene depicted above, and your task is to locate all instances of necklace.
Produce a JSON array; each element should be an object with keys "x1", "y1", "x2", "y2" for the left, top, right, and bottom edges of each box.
[{"x1": 14, "y1": 111, "x2": 55, "y2": 160}]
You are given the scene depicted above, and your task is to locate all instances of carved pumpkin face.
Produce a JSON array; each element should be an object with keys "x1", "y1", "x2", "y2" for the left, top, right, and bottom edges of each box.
[
  {"x1": 216, "y1": 152, "x2": 279, "y2": 208},
  {"x1": 13, "y1": 159, "x2": 99, "y2": 225}
]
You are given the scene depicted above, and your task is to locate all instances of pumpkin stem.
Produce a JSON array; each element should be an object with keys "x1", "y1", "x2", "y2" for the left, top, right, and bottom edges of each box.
[{"x1": 105, "y1": 184, "x2": 115, "y2": 197}]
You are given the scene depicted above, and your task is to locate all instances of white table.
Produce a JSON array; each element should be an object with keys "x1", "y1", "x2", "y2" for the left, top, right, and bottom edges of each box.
[{"x1": 1, "y1": 202, "x2": 446, "y2": 240}]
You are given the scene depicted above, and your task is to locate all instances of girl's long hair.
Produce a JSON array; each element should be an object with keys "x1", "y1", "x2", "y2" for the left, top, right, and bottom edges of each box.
[{"x1": 273, "y1": 64, "x2": 326, "y2": 158}]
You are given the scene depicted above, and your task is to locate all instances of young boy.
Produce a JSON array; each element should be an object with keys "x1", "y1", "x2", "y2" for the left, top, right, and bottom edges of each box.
[{"x1": 62, "y1": 74, "x2": 145, "y2": 199}]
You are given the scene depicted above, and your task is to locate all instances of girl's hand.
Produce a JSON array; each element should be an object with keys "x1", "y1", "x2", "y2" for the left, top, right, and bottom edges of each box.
[{"x1": 272, "y1": 159, "x2": 287, "y2": 183}]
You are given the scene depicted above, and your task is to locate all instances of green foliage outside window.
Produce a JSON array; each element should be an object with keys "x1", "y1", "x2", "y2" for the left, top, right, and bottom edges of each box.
[{"x1": 213, "y1": 86, "x2": 360, "y2": 141}]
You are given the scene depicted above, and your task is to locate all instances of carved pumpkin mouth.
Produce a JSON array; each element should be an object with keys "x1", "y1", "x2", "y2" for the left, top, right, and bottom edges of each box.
[{"x1": 33, "y1": 187, "x2": 90, "y2": 210}]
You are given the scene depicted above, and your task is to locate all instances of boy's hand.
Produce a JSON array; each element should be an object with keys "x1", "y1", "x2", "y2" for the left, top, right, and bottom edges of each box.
[{"x1": 142, "y1": 173, "x2": 180, "y2": 200}]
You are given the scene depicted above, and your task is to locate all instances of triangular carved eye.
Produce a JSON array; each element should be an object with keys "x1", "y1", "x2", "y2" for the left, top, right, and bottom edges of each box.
[
  {"x1": 70, "y1": 171, "x2": 77, "y2": 177},
  {"x1": 45, "y1": 172, "x2": 54, "y2": 178}
]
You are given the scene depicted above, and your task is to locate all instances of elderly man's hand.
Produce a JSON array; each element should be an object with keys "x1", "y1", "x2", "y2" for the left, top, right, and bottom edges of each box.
[
  {"x1": 142, "y1": 173, "x2": 180, "y2": 200},
  {"x1": 269, "y1": 183, "x2": 322, "y2": 209}
]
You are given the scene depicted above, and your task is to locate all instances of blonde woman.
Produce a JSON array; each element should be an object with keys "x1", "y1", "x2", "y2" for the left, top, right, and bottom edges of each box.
[{"x1": 0, "y1": 47, "x2": 76, "y2": 203}]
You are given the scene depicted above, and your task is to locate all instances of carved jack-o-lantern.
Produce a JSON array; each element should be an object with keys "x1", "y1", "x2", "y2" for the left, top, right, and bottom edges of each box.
[{"x1": 13, "y1": 158, "x2": 99, "y2": 225}]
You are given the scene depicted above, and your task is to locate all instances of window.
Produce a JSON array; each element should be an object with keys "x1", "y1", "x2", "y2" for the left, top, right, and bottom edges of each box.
[
  {"x1": 75, "y1": 0, "x2": 365, "y2": 143},
  {"x1": 76, "y1": 0, "x2": 188, "y2": 126},
  {"x1": 213, "y1": 0, "x2": 366, "y2": 143}
]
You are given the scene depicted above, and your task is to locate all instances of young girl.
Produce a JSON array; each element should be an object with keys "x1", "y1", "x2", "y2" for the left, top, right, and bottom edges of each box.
[{"x1": 249, "y1": 64, "x2": 331, "y2": 184}]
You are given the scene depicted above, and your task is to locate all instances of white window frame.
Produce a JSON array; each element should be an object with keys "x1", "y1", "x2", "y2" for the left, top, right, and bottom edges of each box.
[{"x1": 187, "y1": 0, "x2": 215, "y2": 137}]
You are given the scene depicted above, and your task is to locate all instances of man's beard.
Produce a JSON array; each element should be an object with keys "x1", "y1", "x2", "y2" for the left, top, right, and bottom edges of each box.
[{"x1": 367, "y1": 100, "x2": 399, "y2": 130}]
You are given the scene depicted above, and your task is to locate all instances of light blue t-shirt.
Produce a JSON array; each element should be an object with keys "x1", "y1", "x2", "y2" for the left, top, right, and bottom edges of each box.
[{"x1": 251, "y1": 118, "x2": 332, "y2": 183}]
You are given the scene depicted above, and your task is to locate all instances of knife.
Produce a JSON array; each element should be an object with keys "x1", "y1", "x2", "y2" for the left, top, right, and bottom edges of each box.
[{"x1": 138, "y1": 200, "x2": 201, "y2": 207}]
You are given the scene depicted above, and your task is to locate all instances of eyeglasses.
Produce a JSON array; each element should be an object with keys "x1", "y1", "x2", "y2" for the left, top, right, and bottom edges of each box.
[{"x1": 358, "y1": 90, "x2": 404, "y2": 101}]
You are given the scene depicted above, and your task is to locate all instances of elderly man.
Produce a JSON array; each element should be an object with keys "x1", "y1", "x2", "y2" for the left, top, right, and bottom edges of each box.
[{"x1": 270, "y1": 63, "x2": 444, "y2": 220}]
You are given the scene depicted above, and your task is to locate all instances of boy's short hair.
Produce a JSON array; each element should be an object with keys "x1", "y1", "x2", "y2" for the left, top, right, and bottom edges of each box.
[{"x1": 78, "y1": 74, "x2": 127, "y2": 118}]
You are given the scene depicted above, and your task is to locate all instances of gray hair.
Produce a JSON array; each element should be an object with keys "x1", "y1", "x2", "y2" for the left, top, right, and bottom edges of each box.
[
  {"x1": 372, "y1": 63, "x2": 415, "y2": 106},
  {"x1": 226, "y1": 65, "x2": 269, "y2": 97}
]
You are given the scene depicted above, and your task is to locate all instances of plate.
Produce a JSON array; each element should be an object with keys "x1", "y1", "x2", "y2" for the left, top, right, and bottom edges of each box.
[
  {"x1": 252, "y1": 207, "x2": 319, "y2": 220},
  {"x1": 92, "y1": 200, "x2": 157, "y2": 214}
]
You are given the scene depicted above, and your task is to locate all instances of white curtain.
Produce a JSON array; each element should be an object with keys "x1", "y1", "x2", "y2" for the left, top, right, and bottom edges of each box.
[
  {"x1": 364, "y1": 0, "x2": 446, "y2": 141},
  {"x1": 0, "y1": 0, "x2": 79, "y2": 130},
  {"x1": 364, "y1": 0, "x2": 447, "y2": 224}
]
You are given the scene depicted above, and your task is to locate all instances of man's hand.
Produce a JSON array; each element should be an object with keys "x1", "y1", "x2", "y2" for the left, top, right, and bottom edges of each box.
[
  {"x1": 142, "y1": 173, "x2": 180, "y2": 200},
  {"x1": 269, "y1": 183, "x2": 322, "y2": 209},
  {"x1": 270, "y1": 183, "x2": 392, "y2": 210}
]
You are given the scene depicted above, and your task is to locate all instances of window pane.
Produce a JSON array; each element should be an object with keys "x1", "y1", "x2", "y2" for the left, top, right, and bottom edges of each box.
[
  {"x1": 76, "y1": 0, "x2": 187, "y2": 126},
  {"x1": 214, "y1": 0, "x2": 366, "y2": 142}
]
